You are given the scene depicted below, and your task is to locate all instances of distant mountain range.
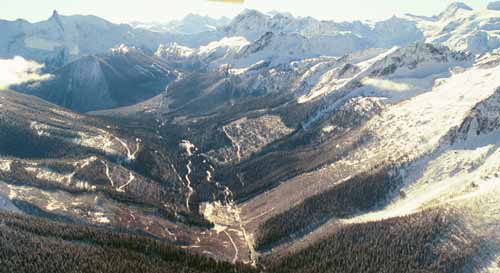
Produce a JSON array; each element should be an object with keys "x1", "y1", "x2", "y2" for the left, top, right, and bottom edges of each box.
[
  {"x1": 2, "y1": 2, "x2": 500, "y2": 71},
  {"x1": 129, "y1": 13, "x2": 231, "y2": 34}
]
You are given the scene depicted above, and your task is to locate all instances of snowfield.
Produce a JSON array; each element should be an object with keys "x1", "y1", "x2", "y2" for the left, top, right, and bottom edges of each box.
[
  {"x1": 359, "y1": 59, "x2": 500, "y2": 163},
  {"x1": 410, "y1": 4, "x2": 500, "y2": 53}
]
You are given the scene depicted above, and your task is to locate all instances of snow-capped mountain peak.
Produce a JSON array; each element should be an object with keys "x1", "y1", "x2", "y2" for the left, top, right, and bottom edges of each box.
[
  {"x1": 440, "y1": 2, "x2": 473, "y2": 18},
  {"x1": 198, "y1": 36, "x2": 250, "y2": 56},
  {"x1": 404, "y1": 3, "x2": 500, "y2": 54}
]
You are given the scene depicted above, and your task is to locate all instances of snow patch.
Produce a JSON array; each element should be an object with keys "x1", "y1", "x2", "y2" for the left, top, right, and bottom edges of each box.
[
  {"x1": 30, "y1": 121, "x2": 51, "y2": 137},
  {"x1": 110, "y1": 44, "x2": 135, "y2": 54},
  {"x1": 180, "y1": 140, "x2": 197, "y2": 156},
  {"x1": 92, "y1": 211, "x2": 110, "y2": 224},
  {"x1": 0, "y1": 160, "x2": 12, "y2": 172},
  {"x1": 155, "y1": 43, "x2": 195, "y2": 58},
  {"x1": 199, "y1": 36, "x2": 250, "y2": 56}
]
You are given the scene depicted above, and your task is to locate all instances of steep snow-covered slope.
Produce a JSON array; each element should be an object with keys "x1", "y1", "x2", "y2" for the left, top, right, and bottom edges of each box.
[
  {"x1": 198, "y1": 36, "x2": 251, "y2": 62},
  {"x1": 300, "y1": 42, "x2": 474, "y2": 129},
  {"x1": 357, "y1": 60, "x2": 500, "y2": 168}
]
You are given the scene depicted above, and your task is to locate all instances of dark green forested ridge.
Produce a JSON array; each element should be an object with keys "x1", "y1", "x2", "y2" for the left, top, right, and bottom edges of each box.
[
  {"x1": 256, "y1": 164, "x2": 400, "y2": 250},
  {"x1": 266, "y1": 209, "x2": 481, "y2": 273},
  {"x1": 0, "y1": 211, "x2": 256, "y2": 273}
]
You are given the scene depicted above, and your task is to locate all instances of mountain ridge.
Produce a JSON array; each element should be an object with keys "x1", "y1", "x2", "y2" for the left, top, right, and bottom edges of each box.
[{"x1": 2, "y1": 2, "x2": 500, "y2": 272}]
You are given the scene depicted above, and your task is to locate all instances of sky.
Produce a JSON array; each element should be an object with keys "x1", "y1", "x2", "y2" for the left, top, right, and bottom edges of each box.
[{"x1": 1, "y1": 0, "x2": 493, "y2": 23}]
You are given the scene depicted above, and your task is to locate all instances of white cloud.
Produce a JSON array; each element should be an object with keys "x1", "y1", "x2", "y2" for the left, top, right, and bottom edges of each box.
[
  {"x1": 361, "y1": 77, "x2": 412, "y2": 92},
  {"x1": 0, "y1": 56, "x2": 52, "y2": 90}
]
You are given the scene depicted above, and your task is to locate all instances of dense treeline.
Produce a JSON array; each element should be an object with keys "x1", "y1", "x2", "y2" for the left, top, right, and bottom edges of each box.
[
  {"x1": 256, "y1": 165, "x2": 399, "y2": 249},
  {"x1": 266, "y1": 210, "x2": 481, "y2": 273},
  {"x1": 0, "y1": 122, "x2": 94, "y2": 159},
  {"x1": 223, "y1": 128, "x2": 367, "y2": 201},
  {"x1": 0, "y1": 212, "x2": 256, "y2": 273}
]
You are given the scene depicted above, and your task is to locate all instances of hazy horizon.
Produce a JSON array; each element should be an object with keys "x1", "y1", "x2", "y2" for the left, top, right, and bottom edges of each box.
[{"x1": 2, "y1": 0, "x2": 492, "y2": 24}]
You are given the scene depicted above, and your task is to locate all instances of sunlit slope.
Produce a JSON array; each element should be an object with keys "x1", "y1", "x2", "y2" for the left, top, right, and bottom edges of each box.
[{"x1": 245, "y1": 52, "x2": 500, "y2": 265}]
